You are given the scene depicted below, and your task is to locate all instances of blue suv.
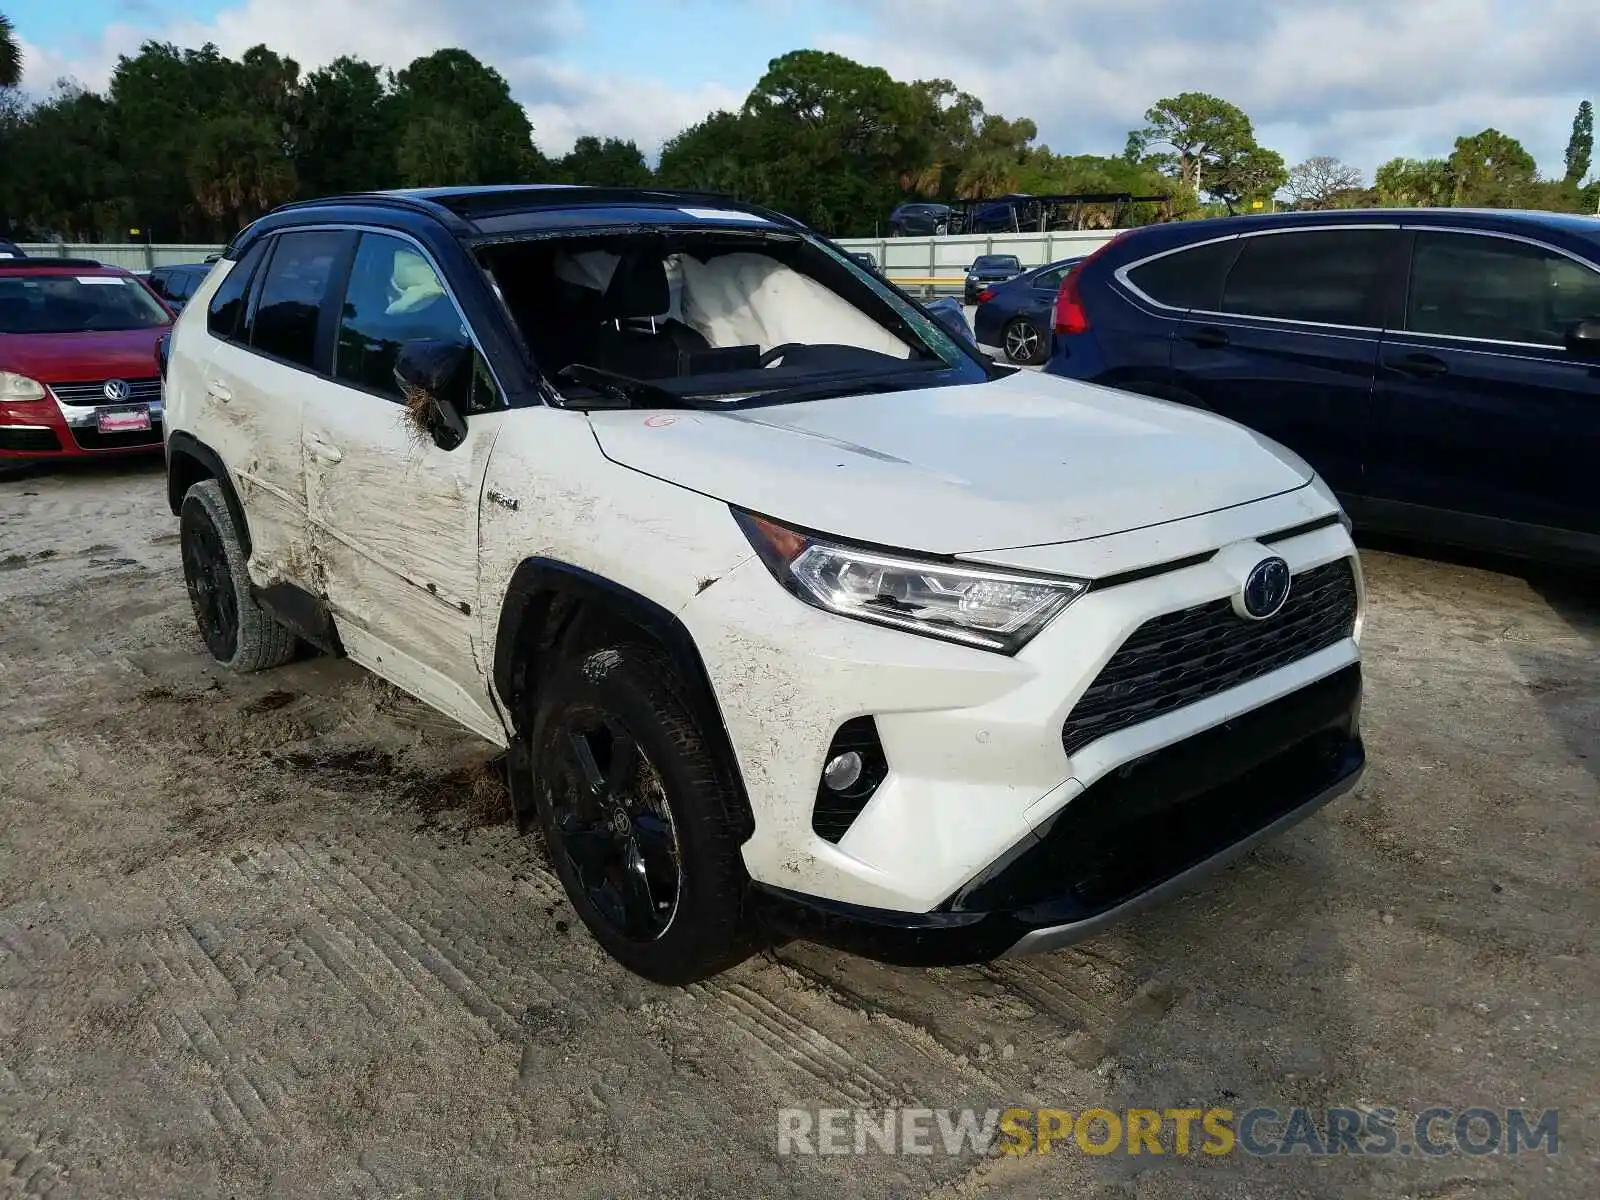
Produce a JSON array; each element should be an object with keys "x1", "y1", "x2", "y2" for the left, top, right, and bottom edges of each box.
[{"x1": 1045, "y1": 209, "x2": 1600, "y2": 568}]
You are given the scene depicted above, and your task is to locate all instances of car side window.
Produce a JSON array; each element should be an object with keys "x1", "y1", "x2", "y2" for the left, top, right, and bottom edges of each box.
[
  {"x1": 1406, "y1": 231, "x2": 1600, "y2": 346},
  {"x1": 206, "y1": 239, "x2": 271, "y2": 340},
  {"x1": 251, "y1": 229, "x2": 350, "y2": 369},
  {"x1": 1221, "y1": 230, "x2": 1392, "y2": 326},
  {"x1": 147, "y1": 270, "x2": 170, "y2": 299},
  {"x1": 1033, "y1": 267, "x2": 1066, "y2": 291},
  {"x1": 1126, "y1": 239, "x2": 1240, "y2": 310},
  {"x1": 334, "y1": 233, "x2": 474, "y2": 403}
]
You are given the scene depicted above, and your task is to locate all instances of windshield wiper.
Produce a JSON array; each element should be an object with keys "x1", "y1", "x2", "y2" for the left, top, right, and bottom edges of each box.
[
  {"x1": 554, "y1": 363, "x2": 707, "y2": 411},
  {"x1": 736, "y1": 372, "x2": 935, "y2": 409}
]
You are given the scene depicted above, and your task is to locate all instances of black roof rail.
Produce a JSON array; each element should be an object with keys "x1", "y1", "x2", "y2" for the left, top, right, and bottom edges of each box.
[
  {"x1": 0, "y1": 256, "x2": 107, "y2": 269},
  {"x1": 265, "y1": 185, "x2": 803, "y2": 235},
  {"x1": 264, "y1": 191, "x2": 477, "y2": 236}
]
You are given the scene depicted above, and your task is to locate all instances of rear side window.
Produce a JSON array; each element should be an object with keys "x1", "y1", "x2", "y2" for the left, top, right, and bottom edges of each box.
[
  {"x1": 250, "y1": 230, "x2": 351, "y2": 369},
  {"x1": 207, "y1": 240, "x2": 270, "y2": 340},
  {"x1": 1406, "y1": 231, "x2": 1600, "y2": 346},
  {"x1": 1221, "y1": 229, "x2": 1392, "y2": 326},
  {"x1": 1125, "y1": 239, "x2": 1240, "y2": 310}
]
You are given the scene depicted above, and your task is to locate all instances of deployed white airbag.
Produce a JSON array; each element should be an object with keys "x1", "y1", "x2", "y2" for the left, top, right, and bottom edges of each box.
[{"x1": 677, "y1": 253, "x2": 910, "y2": 359}]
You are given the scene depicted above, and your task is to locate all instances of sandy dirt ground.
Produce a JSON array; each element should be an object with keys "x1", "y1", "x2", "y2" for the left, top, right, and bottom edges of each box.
[{"x1": 1, "y1": 456, "x2": 1596, "y2": 1199}]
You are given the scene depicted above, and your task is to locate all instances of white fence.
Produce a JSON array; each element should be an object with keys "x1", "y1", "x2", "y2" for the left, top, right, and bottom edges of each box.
[
  {"x1": 18, "y1": 243, "x2": 222, "y2": 269},
  {"x1": 20, "y1": 227, "x2": 1123, "y2": 290},
  {"x1": 835, "y1": 229, "x2": 1122, "y2": 293}
]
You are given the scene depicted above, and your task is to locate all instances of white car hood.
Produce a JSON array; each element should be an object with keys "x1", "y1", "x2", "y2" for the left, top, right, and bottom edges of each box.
[{"x1": 587, "y1": 370, "x2": 1313, "y2": 556}]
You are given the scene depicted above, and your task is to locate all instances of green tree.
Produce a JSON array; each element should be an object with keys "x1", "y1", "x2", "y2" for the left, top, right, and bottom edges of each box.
[
  {"x1": 2, "y1": 84, "x2": 126, "y2": 238},
  {"x1": 555, "y1": 136, "x2": 652, "y2": 187},
  {"x1": 395, "y1": 113, "x2": 477, "y2": 186},
  {"x1": 736, "y1": 50, "x2": 934, "y2": 232},
  {"x1": 0, "y1": 13, "x2": 21, "y2": 89},
  {"x1": 297, "y1": 56, "x2": 395, "y2": 194},
  {"x1": 1130, "y1": 92, "x2": 1255, "y2": 197},
  {"x1": 391, "y1": 48, "x2": 547, "y2": 184},
  {"x1": 1564, "y1": 100, "x2": 1593, "y2": 185},
  {"x1": 1448, "y1": 127, "x2": 1537, "y2": 206},
  {"x1": 1374, "y1": 157, "x2": 1453, "y2": 207},
  {"x1": 1205, "y1": 143, "x2": 1287, "y2": 211},
  {"x1": 187, "y1": 113, "x2": 297, "y2": 235},
  {"x1": 656, "y1": 109, "x2": 763, "y2": 195}
]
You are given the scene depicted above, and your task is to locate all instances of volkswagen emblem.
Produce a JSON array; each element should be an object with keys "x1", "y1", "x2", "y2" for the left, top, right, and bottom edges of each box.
[
  {"x1": 102, "y1": 379, "x2": 132, "y2": 403},
  {"x1": 1239, "y1": 556, "x2": 1292, "y2": 620}
]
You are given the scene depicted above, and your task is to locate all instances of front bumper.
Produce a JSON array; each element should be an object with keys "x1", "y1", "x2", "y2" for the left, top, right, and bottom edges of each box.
[
  {"x1": 0, "y1": 392, "x2": 165, "y2": 459},
  {"x1": 680, "y1": 500, "x2": 1362, "y2": 916},
  {"x1": 753, "y1": 663, "x2": 1363, "y2": 965}
]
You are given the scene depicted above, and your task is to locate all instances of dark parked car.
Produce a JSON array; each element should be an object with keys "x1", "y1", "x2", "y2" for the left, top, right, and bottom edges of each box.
[
  {"x1": 963, "y1": 254, "x2": 1023, "y2": 304},
  {"x1": 1045, "y1": 208, "x2": 1600, "y2": 567},
  {"x1": 971, "y1": 256, "x2": 1085, "y2": 364},
  {"x1": 145, "y1": 262, "x2": 214, "y2": 313},
  {"x1": 848, "y1": 251, "x2": 881, "y2": 275},
  {"x1": 0, "y1": 240, "x2": 27, "y2": 259},
  {"x1": 922, "y1": 296, "x2": 978, "y2": 349},
  {"x1": 889, "y1": 203, "x2": 954, "y2": 237}
]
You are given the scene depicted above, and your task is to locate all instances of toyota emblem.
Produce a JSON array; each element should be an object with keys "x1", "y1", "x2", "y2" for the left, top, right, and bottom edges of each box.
[
  {"x1": 102, "y1": 379, "x2": 132, "y2": 402},
  {"x1": 1240, "y1": 556, "x2": 1292, "y2": 620}
]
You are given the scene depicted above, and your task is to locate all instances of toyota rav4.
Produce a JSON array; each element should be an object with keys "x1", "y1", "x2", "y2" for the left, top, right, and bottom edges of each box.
[{"x1": 162, "y1": 186, "x2": 1366, "y2": 984}]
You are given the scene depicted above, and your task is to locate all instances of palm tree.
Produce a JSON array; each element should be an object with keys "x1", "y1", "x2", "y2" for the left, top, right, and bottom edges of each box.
[{"x1": 0, "y1": 13, "x2": 22, "y2": 89}]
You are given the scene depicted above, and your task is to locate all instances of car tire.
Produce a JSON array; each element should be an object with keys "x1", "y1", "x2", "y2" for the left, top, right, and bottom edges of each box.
[
  {"x1": 1003, "y1": 317, "x2": 1049, "y2": 366},
  {"x1": 530, "y1": 642, "x2": 758, "y2": 985},
  {"x1": 179, "y1": 479, "x2": 297, "y2": 672}
]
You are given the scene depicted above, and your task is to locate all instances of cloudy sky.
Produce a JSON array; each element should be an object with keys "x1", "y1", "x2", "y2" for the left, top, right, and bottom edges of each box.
[{"x1": 9, "y1": 0, "x2": 1596, "y2": 181}]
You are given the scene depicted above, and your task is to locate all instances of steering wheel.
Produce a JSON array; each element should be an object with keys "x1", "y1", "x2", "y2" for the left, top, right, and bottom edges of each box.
[{"x1": 759, "y1": 343, "x2": 806, "y2": 368}]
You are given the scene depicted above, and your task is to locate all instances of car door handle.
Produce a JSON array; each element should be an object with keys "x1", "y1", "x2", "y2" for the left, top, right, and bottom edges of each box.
[
  {"x1": 206, "y1": 380, "x2": 231, "y2": 403},
  {"x1": 1181, "y1": 327, "x2": 1229, "y2": 348},
  {"x1": 305, "y1": 434, "x2": 344, "y2": 464},
  {"x1": 1384, "y1": 353, "x2": 1449, "y2": 378}
]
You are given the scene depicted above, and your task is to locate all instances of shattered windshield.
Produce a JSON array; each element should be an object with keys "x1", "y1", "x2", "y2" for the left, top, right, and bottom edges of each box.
[{"x1": 482, "y1": 230, "x2": 987, "y2": 409}]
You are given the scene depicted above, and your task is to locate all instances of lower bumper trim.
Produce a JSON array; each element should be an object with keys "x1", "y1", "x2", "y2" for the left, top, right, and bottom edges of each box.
[{"x1": 753, "y1": 664, "x2": 1365, "y2": 967}]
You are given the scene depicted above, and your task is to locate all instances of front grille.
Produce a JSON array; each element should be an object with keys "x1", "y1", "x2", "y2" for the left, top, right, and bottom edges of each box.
[
  {"x1": 49, "y1": 378, "x2": 162, "y2": 407},
  {"x1": 1061, "y1": 559, "x2": 1358, "y2": 757},
  {"x1": 0, "y1": 427, "x2": 61, "y2": 452},
  {"x1": 68, "y1": 420, "x2": 164, "y2": 451}
]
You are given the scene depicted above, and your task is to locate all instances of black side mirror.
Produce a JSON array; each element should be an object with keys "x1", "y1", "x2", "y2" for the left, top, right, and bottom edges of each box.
[
  {"x1": 1565, "y1": 318, "x2": 1600, "y2": 357},
  {"x1": 394, "y1": 338, "x2": 473, "y2": 451}
]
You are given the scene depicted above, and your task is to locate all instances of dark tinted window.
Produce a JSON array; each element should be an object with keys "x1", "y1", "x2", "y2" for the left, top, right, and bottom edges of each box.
[
  {"x1": 1407, "y1": 231, "x2": 1600, "y2": 346},
  {"x1": 334, "y1": 234, "x2": 469, "y2": 402},
  {"x1": 207, "y1": 240, "x2": 270, "y2": 339},
  {"x1": 973, "y1": 255, "x2": 1021, "y2": 271},
  {"x1": 147, "y1": 270, "x2": 171, "y2": 299},
  {"x1": 250, "y1": 230, "x2": 349, "y2": 368},
  {"x1": 166, "y1": 270, "x2": 196, "y2": 302},
  {"x1": 1221, "y1": 229, "x2": 1392, "y2": 325},
  {"x1": 1126, "y1": 239, "x2": 1240, "y2": 310},
  {"x1": 1033, "y1": 265, "x2": 1069, "y2": 290}
]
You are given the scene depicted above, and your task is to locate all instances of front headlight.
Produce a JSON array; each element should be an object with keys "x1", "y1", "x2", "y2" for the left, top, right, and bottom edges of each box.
[
  {"x1": 734, "y1": 510, "x2": 1086, "y2": 653},
  {"x1": 0, "y1": 371, "x2": 46, "y2": 402}
]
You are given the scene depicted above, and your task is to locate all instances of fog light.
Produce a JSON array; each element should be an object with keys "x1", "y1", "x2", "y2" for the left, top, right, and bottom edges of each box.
[{"x1": 822, "y1": 751, "x2": 864, "y2": 792}]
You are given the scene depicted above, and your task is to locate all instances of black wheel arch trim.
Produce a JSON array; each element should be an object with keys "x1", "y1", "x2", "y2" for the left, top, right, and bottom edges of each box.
[
  {"x1": 166, "y1": 431, "x2": 252, "y2": 558},
  {"x1": 493, "y1": 558, "x2": 755, "y2": 840}
]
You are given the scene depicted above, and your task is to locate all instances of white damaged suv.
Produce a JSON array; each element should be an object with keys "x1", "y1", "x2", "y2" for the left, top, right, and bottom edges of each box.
[{"x1": 162, "y1": 186, "x2": 1365, "y2": 983}]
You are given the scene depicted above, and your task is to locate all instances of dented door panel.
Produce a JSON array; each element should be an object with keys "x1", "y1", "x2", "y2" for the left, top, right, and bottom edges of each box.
[{"x1": 303, "y1": 379, "x2": 505, "y2": 741}]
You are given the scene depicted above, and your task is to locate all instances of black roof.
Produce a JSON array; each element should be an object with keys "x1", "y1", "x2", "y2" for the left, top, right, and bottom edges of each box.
[
  {"x1": 1171, "y1": 206, "x2": 1600, "y2": 238},
  {"x1": 229, "y1": 184, "x2": 806, "y2": 260}
]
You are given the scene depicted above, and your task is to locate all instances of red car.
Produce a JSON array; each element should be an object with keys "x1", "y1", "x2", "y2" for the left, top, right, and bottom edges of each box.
[{"x1": 0, "y1": 257, "x2": 174, "y2": 466}]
